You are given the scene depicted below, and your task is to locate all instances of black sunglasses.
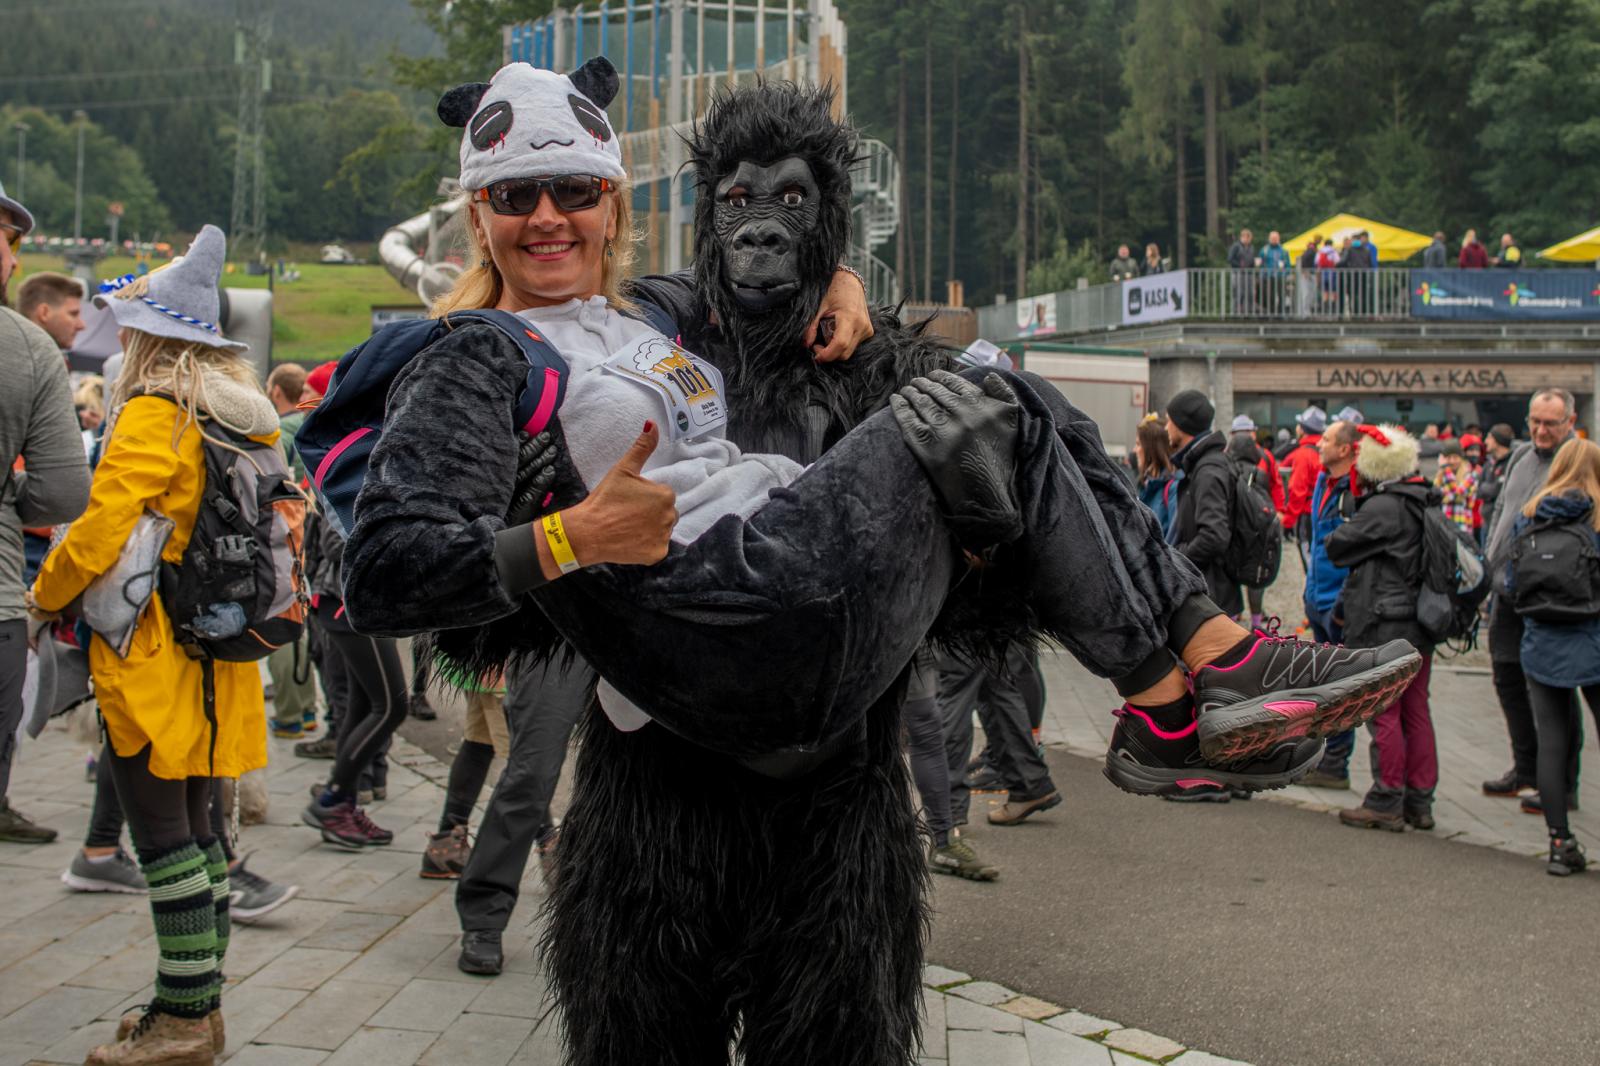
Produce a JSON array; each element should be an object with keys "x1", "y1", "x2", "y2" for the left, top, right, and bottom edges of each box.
[{"x1": 474, "y1": 175, "x2": 613, "y2": 216}]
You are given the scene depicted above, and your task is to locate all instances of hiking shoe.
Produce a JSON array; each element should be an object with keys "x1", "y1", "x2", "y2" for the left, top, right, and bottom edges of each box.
[
  {"x1": 0, "y1": 799, "x2": 57, "y2": 844},
  {"x1": 929, "y1": 835, "x2": 1000, "y2": 881},
  {"x1": 987, "y1": 790, "x2": 1062, "y2": 826},
  {"x1": 536, "y1": 827, "x2": 560, "y2": 886},
  {"x1": 1482, "y1": 768, "x2": 1532, "y2": 797},
  {"x1": 117, "y1": 1007, "x2": 223, "y2": 1054},
  {"x1": 271, "y1": 720, "x2": 303, "y2": 739},
  {"x1": 1404, "y1": 810, "x2": 1436, "y2": 831},
  {"x1": 420, "y1": 825, "x2": 472, "y2": 880},
  {"x1": 371, "y1": 786, "x2": 387, "y2": 802},
  {"x1": 458, "y1": 929, "x2": 503, "y2": 976},
  {"x1": 1521, "y1": 793, "x2": 1579, "y2": 815},
  {"x1": 1162, "y1": 783, "x2": 1232, "y2": 803},
  {"x1": 61, "y1": 848, "x2": 147, "y2": 894},
  {"x1": 1299, "y1": 768, "x2": 1352, "y2": 790},
  {"x1": 1548, "y1": 835, "x2": 1588, "y2": 877},
  {"x1": 229, "y1": 854, "x2": 299, "y2": 922},
  {"x1": 357, "y1": 788, "x2": 374, "y2": 806},
  {"x1": 302, "y1": 709, "x2": 319, "y2": 733},
  {"x1": 964, "y1": 764, "x2": 1006, "y2": 793},
  {"x1": 294, "y1": 736, "x2": 338, "y2": 759},
  {"x1": 302, "y1": 799, "x2": 392, "y2": 849},
  {"x1": 409, "y1": 692, "x2": 438, "y2": 721},
  {"x1": 1194, "y1": 634, "x2": 1421, "y2": 763},
  {"x1": 1338, "y1": 805, "x2": 1406, "y2": 832},
  {"x1": 1103, "y1": 704, "x2": 1324, "y2": 797},
  {"x1": 90, "y1": 1007, "x2": 213, "y2": 1065}
]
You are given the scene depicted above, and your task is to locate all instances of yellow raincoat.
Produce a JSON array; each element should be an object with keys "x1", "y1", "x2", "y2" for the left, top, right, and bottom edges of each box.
[{"x1": 32, "y1": 396, "x2": 269, "y2": 781}]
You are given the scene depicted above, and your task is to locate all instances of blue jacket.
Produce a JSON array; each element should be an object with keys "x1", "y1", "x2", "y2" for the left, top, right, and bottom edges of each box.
[
  {"x1": 1304, "y1": 469, "x2": 1355, "y2": 613},
  {"x1": 1514, "y1": 492, "x2": 1600, "y2": 688},
  {"x1": 1139, "y1": 470, "x2": 1181, "y2": 540}
]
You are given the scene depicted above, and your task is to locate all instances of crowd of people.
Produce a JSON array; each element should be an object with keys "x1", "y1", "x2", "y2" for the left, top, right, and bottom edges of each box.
[
  {"x1": 1131, "y1": 386, "x2": 1598, "y2": 873},
  {"x1": 0, "y1": 59, "x2": 1569, "y2": 1066},
  {"x1": 1106, "y1": 226, "x2": 1531, "y2": 318}
]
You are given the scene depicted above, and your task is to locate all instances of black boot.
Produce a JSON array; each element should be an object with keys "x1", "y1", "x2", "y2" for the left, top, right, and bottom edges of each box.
[
  {"x1": 458, "y1": 929, "x2": 503, "y2": 975},
  {"x1": 1548, "y1": 835, "x2": 1588, "y2": 877}
]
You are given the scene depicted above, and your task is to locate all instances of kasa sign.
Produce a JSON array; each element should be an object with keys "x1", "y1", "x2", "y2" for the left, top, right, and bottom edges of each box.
[{"x1": 1122, "y1": 270, "x2": 1188, "y2": 326}]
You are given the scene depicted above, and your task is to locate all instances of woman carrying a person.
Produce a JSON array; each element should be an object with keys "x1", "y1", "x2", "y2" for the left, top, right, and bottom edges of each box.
[{"x1": 28, "y1": 226, "x2": 271, "y2": 1064}]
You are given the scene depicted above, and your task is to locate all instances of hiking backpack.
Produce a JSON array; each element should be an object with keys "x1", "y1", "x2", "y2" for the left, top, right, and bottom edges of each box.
[
  {"x1": 1222, "y1": 457, "x2": 1283, "y2": 588},
  {"x1": 1509, "y1": 518, "x2": 1600, "y2": 623},
  {"x1": 1409, "y1": 500, "x2": 1489, "y2": 646},
  {"x1": 296, "y1": 306, "x2": 676, "y2": 538},
  {"x1": 157, "y1": 408, "x2": 308, "y2": 662}
]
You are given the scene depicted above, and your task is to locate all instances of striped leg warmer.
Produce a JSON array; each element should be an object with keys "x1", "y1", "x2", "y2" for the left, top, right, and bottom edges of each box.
[
  {"x1": 200, "y1": 837, "x2": 230, "y2": 1007},
  {"x1": 139, "y1": 842, "x2": 218, "y2": 1019}
]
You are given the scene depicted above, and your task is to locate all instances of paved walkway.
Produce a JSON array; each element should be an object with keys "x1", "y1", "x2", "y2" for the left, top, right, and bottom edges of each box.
[{"x1": 2, "y1": 714, "x2": 1252, "y2": 1066}]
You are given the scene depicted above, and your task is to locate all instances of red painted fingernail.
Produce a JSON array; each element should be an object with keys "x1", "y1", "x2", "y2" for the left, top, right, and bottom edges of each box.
[{"x1": 643, "y1": 420, "x2": 655, "y2": 433}]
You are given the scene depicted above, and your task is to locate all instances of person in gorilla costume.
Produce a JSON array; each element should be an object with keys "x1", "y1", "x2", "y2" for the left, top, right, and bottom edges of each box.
[{"x1": 341, "y1": 64, "x2": 1419, "y2": 1066}]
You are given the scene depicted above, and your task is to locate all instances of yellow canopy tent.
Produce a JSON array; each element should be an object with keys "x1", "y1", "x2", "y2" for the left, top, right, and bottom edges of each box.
[
  {"x1": 1537, "y1": 225, "x2": 1600, "y2": 262},
  {"x1": 1282, "y1": 214, "x2": 1432, "y2": 262}
]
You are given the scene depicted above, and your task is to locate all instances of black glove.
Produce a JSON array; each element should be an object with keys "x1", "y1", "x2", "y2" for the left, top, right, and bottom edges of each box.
[
  {"x1": 890, "y1": 369, "x2": 1023, "y2": 550},
  {"x1": 506, "y1": 430, "x2": 562, "y2": 526}
]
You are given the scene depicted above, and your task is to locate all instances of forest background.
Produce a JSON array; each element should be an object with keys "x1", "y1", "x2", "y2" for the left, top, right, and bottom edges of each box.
[{"x1": 6, "y1": 0, "x2": 1599, "y2": 306}]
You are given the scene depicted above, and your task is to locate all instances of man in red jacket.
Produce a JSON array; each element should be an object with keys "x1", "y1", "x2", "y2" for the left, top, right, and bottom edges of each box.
[{"x1": 1282, "y1": 404, "x2": 1326, "y2": 564}]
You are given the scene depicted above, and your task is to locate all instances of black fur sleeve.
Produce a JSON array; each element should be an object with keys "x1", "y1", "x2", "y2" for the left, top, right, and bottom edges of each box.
[
  {"x1": 342, "y1": 323, "x2": 528, "y2": 636},
  {"x1": 624, "y1": 270, "x2": 704, "y2": 335}
]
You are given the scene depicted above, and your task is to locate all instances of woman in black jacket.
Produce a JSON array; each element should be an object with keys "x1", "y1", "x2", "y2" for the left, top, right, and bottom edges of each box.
[{"x1": 1326, "y1": 424, "x2": 1439, "y2": 832}]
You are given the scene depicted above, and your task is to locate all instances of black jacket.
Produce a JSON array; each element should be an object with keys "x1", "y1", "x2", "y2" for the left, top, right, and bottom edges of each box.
[
  {"x1": 1172, "y1": 430, "x2": 1242, "y2": 615},
  {"x1": 1324, "y1": 477, "x2": 1437, "y2": 652}
]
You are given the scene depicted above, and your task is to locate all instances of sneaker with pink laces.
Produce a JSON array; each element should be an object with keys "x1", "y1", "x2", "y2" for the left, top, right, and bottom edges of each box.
[{"x1": 1194, "y1": 632, "x2": 1421, "y2": 763}]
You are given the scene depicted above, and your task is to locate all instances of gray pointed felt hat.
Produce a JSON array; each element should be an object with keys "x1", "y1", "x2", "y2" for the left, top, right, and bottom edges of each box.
[{"x1": 93, "y1": 224, "x2": 247, "y2": 353}]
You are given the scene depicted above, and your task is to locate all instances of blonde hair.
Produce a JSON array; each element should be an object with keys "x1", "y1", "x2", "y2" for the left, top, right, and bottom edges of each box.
[
  {"x1": 108, "y1": 273, "x2": 261, "y2": 449},
  {"x1": 432, "y1": 184, "x2": 637, "y2": 318},
  {"x1": 73, "y1": 375, "x2": 105, "y2": 419},
  {"x1": 1524, "y1": 438, "x2": 1600, "y2": 531}
]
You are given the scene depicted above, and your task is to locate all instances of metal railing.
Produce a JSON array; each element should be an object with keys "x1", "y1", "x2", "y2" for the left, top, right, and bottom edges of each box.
[{"x1": 1188, "y1": 268, "x2": 1413, "y2": 320}]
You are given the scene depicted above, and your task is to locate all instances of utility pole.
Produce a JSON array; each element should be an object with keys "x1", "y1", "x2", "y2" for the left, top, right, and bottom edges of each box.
[
  {"x1": 73, "y1": 110, "x2": 87, "y2": 241},
  {"x1": 231, "y1": 2, "x2": 271, "y2": 258},
  {"x1": 12, "y1": 123, "x2": 25, "y2": 201}
]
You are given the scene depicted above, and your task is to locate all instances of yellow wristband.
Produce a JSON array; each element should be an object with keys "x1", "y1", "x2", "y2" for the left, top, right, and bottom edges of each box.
[{"x1": 542, "y1": 511, "x2": 581, "y2": 575}]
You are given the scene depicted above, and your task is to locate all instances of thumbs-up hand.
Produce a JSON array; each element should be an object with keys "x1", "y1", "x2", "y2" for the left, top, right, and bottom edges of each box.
[{"x1": 560, "y1": 421, "x2": 678, "y2": 569}]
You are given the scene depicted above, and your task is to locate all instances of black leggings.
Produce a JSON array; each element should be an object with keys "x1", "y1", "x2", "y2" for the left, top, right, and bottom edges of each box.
[
  {"x1": 105, "y1": 743, "x2": 216, "y2": 858},
  {"x1": 1528, "y1": 678, "x2": 1600, "y2": 835},
  {"x1": 89, "y1": 742, "x2": 234, "y2": 858},
  {"x1": 322, "y1": 628, "x2": 408, "y2": 796}
]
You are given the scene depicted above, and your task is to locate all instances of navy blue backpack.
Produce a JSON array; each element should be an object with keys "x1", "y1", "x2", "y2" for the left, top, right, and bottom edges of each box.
[{"x1": 296, "y1": 305, "x2": 677, "y2": 537}]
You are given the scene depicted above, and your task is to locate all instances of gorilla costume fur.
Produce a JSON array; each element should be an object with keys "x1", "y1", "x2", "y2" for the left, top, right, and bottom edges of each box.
[{"x1": 537, "y1": 82, "x2": 957, "y2": 1065}]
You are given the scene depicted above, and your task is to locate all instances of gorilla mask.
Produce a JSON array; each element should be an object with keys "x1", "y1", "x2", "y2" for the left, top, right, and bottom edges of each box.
[
  {"x1": 689, "y1": 82, "x2": 857, "y2": 365},
  {"x1": 713, "y1": 156, "x2": 822, "y2": 312}
]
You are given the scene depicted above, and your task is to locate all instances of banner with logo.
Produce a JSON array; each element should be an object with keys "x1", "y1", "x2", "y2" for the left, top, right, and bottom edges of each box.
[
  {"x1": 1411, "y1": 269, "x2": 1600, "y2": 320},
  {"x1": 1121, "y1": 270, "x2": 1188, "y2": 326}
]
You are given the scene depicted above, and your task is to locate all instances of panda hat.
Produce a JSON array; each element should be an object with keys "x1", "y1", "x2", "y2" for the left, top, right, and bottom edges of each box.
[{"x1": 439, "y1": 56, "x2": 626, "y2": 189}]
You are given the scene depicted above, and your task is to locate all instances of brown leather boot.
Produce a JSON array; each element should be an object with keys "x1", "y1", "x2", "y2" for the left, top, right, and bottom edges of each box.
[
  {"x1": 1338, "y1": 805, "x2": 1406, "y2": 832},
  {"x1": 118, "y1": 1008, "x2": 223, "y2": 1053},
  {"x1": 89, "y1": 1009, "x2": 213, "y2": 1065},
  {"x1": 986, "y1": 790, "x2": 1062, "y2": 826}
]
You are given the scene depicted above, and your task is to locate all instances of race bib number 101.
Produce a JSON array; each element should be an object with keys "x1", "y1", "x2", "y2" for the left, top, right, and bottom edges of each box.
[{"x1": 601, "y1": 335, "x2": 728, "y2": 441}]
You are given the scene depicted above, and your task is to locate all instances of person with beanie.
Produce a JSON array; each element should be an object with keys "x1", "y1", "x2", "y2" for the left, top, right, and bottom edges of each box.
[
  {"x1": 1476, "y1": 422, "x2": 1516, "y2": 548},
  {"x1": 1328, "y1": 424, "x2": 1440, "y2": 831},
  {"x1": 1165, "y1": 389, "x2": 1240, "y2": 618},
  {"x1": 1226, "y1": 413, "x2": 1285, "y2": 631},
  {"x1": 1283, "y1": 405, "x2": 1327, "y2": 557}
]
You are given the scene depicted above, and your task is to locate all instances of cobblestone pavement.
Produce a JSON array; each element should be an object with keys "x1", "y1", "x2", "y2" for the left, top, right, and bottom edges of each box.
[{"x1": 2, "y1": 717, "x2": 1255, "y2": 1066}]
